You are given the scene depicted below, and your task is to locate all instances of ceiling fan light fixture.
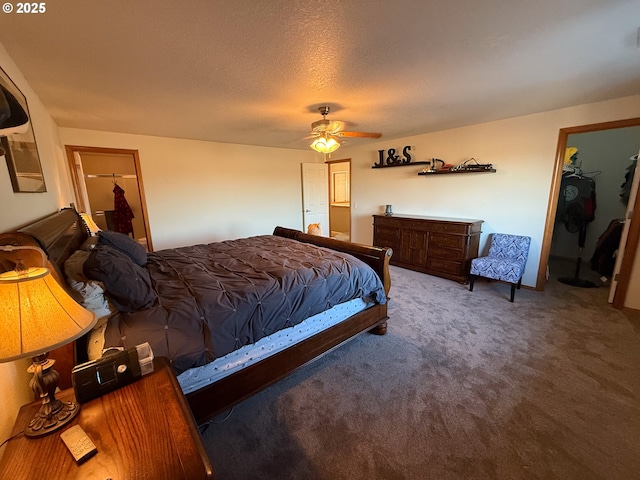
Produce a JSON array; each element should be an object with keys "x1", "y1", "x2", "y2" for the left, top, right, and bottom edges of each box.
[{"x1": 310, "y1": 135, "x2": 340, "y2": 154}]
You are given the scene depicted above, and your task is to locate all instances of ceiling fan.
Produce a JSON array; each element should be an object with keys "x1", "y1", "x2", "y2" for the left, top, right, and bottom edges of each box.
[{"x1": 308, "y1": 106, "x2": 382, "y2": 154}]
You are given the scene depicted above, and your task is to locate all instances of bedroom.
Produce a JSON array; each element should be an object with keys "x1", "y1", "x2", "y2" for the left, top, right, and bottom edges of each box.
[{"x1": 1, "y1": 1, "x2": 640, "y2": 476}]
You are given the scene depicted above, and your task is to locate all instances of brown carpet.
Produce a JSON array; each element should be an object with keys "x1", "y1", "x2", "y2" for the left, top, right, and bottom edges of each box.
[{"x1": 200, "y1": 263, "x2": 640, "y2": 480}]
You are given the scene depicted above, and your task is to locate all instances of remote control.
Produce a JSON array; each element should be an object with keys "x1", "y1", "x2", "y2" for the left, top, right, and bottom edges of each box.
[{"x1": 60, "y1": 425, "x2": 98, "y2": 463}]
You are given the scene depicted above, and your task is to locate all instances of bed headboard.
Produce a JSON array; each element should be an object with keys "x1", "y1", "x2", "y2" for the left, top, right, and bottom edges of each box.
[
  {"x1": 0, "y1": 208, "x2": 89, "y2": 285},
  {"x1": 0, "y1": 208, "x2": 90, "y2": 388}
]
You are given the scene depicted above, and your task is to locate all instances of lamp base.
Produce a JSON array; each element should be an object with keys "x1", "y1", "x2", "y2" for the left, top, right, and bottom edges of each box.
[
  {"x1": 25, "y1": 399, "x2": 79, "y2": 438},
  {"x1": 24, "y1": 353, "x2": 81, "y2": 438}
]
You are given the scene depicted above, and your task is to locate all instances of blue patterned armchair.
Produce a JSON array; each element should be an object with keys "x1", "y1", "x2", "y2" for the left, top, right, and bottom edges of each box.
[{"x1": 469, "y1": 233, "x2": 531, "y2": 302}]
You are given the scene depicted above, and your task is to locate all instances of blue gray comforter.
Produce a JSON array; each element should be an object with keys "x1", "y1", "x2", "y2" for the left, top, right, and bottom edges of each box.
[{"x1": 104, "y1": 235, "x2": 386, "y2": 373}]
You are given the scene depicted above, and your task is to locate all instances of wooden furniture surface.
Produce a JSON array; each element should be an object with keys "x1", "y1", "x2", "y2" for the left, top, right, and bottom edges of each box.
[
  {"x1": 0, "y1": 209, "x2": 392, "y2": 427},
  {"x1": 0, "y1": 357, "x2": 215, "y2": 480},
  {"x1": 373, "y1": 214, "x2": 483, "y2": 283}
]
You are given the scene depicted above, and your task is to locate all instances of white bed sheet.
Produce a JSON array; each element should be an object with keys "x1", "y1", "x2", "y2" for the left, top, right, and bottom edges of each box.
[
  {"x1": 87, "y1": 298, "x2": 370, "y2": 394},
  {"x1": 177, "y1": 298, "x2": 369, "y2": 394}
]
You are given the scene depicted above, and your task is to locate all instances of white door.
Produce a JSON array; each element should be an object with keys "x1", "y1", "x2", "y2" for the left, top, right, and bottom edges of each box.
[
  {"x1": 608, "y1": 149, "x2": 640, "y2": 302},
  {"x1": 301, "y1": 163, "x2": 329, "y2": 235}
]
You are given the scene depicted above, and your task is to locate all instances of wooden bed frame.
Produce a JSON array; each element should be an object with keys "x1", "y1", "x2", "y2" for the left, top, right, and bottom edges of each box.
[{"x1": 0, "y1": 208, "x2": 392, "y2": 425}]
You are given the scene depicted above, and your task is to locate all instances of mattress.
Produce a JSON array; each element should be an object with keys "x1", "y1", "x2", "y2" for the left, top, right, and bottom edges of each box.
[{"x1": 87, "y1": 297, "x2": 370, "y2": 394}]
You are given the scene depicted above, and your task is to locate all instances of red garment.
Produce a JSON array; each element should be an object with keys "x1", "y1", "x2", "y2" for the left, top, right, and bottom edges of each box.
[{"x1": 113, "y1": 184, "x2": 134, "y2": 235}]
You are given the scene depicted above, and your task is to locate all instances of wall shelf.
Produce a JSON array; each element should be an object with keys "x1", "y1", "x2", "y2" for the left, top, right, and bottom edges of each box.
[{"x1": 418, "y1": 168, "x2": 496, "y2": 175}]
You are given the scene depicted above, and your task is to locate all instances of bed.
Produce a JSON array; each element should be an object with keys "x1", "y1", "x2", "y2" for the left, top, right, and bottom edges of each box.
[{"x1": 0, "y1": 208, "x2": 392, "y2": 424}]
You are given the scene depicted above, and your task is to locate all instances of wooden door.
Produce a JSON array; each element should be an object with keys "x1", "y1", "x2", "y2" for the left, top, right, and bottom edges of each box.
[{"x1": 609, "y1": 148, "x2": 639, "y2": 304}]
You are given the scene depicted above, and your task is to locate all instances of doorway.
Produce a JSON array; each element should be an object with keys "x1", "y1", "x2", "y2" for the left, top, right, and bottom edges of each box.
[
  {"x1": 65, "y1": 145, "x2": 153, "y2": 251},
  {"x1": 328, "y1": 159, "x2": 351, "y2": 241},
  {"x1": 539, "y1": 118, "x2": 640, "y2": 309}
]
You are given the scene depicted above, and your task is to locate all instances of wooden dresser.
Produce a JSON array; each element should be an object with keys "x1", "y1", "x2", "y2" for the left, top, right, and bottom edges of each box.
[{"x1": 373, "y1": 214, "x2": 483, "y2": 283}]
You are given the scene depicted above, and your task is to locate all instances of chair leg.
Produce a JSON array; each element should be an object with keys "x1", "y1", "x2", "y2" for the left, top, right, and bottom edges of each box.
[
  {"x1": 469, "y1": 275, "x2": 475, "y2": 292},
  {"x1": 510, "y1": 283, "x2": 516, "y2": 302}
]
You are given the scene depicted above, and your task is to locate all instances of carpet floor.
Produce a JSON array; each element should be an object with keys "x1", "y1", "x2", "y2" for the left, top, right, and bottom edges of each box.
[{"x1": 201, "y1": 264, "x2": 640, "y2": 480}]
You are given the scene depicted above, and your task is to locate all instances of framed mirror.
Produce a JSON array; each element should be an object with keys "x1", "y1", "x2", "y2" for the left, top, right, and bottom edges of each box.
[{"x1": 0, "y1": 66, "x2": 45, "y2": 193}]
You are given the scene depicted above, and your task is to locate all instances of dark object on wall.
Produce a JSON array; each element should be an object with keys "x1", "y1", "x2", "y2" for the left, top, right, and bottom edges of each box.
[
  {"x1": 0, "y1": 66, "x2": 45, "y2": 192},
  {"x1": 590, "y1": 219, "x2": 624, "y2": 277},
  {"x1": 0, "y1": 84, "x2": 29, "y2": 137}
]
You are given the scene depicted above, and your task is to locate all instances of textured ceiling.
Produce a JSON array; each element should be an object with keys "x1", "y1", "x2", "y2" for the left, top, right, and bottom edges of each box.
[{"x1": 0, "y1": 0, "x2": 638, "y2": 150}]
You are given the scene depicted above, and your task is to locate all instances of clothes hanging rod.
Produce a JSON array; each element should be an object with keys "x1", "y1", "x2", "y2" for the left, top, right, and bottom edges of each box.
[{"x1": 84, "y1": 173, "x2": 137, "y2": 179}]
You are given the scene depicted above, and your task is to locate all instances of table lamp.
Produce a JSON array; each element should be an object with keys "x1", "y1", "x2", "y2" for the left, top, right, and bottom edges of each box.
[{"x1": 0, "y1": 248, "x2": 97, "y2": 438}]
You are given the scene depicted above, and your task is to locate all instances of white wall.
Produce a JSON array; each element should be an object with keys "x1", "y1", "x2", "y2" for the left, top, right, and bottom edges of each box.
[
  {"x1": 59, "y1": 128, "x2": 318, "y2": 251},
  {"x1": 340, "y1": 95, "x2": 640, "y2": 298},
  {"x1": 0, "y1": 43, "x2": 72, "y2": 460}
]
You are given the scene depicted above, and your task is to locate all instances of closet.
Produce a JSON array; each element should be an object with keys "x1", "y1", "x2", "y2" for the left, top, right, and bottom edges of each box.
[{"x1": 549, "y1": 126, "x2": 640, "y2": 298}]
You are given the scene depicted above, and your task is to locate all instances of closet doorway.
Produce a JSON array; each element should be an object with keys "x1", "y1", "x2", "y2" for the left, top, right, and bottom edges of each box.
[
  {"x1": 539, "y1": 118, "x2": 640, "y2": 309},
  {"x1": 327, "y1": 159, "x2": 351, "y2": 241},
  {"x1": 65, "y1": 145, "x2": 153, "y2": 251}
]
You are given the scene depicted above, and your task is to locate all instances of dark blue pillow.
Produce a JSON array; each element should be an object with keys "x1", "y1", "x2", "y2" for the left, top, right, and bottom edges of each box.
[
  {"x1": 83, "y1": 245, "x2": 156, "y2": 312},
  {"x1": 98, "y1": 231, "x2": 147, "y2": 266}
]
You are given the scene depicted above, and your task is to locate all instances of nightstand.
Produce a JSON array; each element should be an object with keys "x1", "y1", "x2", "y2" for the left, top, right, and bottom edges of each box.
[{"x1": 0, "y1": 357, "x2": 215, "y2": 479}]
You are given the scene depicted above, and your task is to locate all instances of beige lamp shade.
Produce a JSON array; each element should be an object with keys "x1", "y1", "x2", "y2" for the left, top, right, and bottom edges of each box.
[{"x1": 0, "y1": 267, "x2": 97, "y2": 362}]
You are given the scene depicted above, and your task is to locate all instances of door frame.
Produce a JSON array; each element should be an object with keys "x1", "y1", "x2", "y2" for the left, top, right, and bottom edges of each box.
[
  {"x1": 538, "y1": 117, "x2": 640, "y2": 308},
  {"x1": 64, "y1": 145, "x2": 153, "y2": 251},
  {"x1": 326, "y1": 158, "x2": 352, "y2": 241}
]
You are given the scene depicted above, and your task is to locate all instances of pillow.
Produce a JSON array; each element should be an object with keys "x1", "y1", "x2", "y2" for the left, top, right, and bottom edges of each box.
[
  {"x1": 83, "y1": 245, "x2": 156, "y2": 312},
  {"x1": 63, "y1": 250, "x2": 114, "y2": 320},
  {"x1": 80, "y1": 236, "x2": 99, "y2": 251},
  {"x1": 98, "y1": 230, "x2": 147, "y2": 266}
]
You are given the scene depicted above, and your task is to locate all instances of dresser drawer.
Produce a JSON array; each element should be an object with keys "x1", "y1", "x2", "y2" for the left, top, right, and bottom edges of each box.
[
  {"x1": 429, "y1": 233, "x2": 466, "y2": 249},
  {"x1": 427, "y1": 257, "x2": 463, "y2": 276},
  {"x1": 374, "y1": 226, "x2": 400, "y2": 248},
  {"x1": 426, "y1": 222, "x2": 469, "y2": 234},
  {"x1": 427, "y1": 245, "x2": 465, "y2": 261}
]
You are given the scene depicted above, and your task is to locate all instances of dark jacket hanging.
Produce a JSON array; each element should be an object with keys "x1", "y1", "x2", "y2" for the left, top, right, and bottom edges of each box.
[{"x1": 113, "y1": 184, "x2": 135, "y2": 236}]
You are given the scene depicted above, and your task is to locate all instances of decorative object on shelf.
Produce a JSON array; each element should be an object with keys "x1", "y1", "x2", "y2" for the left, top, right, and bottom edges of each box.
[
  {"x1": 0, "y1": 245, "x2": 97, "y2": 437},
  {"x1": 384, "y1": 205, "x2": 393, "y2": 216},
  {"x1": 450, "y1": 157, "x2": 494, "y2": 172},
  {"x1": 0, "y1": 66, "x2": 45, "y2": 193},
  {"x1": 373, "y1": 146, "x2": 432, "y2": 168},
  {"x1": 419, "y1": 157, "x2": 496, "y2": 175}
]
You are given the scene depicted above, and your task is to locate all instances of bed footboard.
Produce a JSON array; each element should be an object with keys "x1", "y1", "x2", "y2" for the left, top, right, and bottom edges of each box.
[
  {"x1": 186, "y1": 228, "x2": 393, "y2": 424},
  {"x1": 273, "y1": 226, "x2": 392, "y2": 297}
]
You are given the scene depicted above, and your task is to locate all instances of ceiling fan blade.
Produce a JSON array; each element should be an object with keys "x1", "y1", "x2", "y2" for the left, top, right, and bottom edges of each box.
[{"x1": 335, "y1": 131, "x2": 382, "y2": 138}]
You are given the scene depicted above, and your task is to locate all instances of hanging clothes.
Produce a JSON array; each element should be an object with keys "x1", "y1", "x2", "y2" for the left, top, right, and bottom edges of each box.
[
  {"x1": 620, "y1": 155, "x2": 637, "y2": 205},
  {"x1": 113, "y1": 184, "x2": 135, "y2": 236},
  {"x1": 556, "y1": 174, "x2": 597, "y2": 248},
  {"x1": 590, "y1": 219, "x2": 624, "y2": 276}
]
